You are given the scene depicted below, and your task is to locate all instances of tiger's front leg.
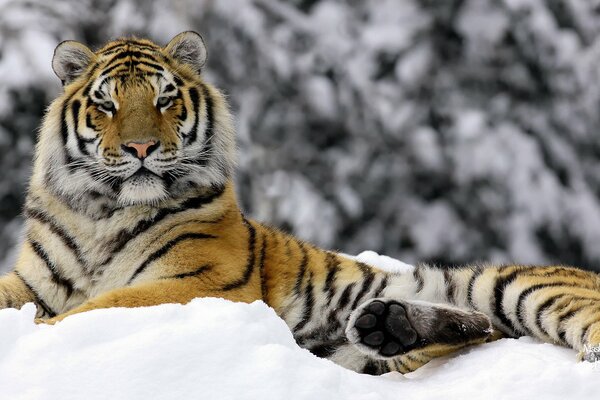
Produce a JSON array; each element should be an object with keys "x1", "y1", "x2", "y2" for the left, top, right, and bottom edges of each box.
[
  {"x1": 40, "y1": 277, "x2": 261, "y2": 324},
  {"x1": 0, "y1": 272, "x2": 37, "y2": 312}
]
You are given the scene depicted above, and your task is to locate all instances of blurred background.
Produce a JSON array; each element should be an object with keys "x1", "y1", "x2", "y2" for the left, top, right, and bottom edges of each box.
[{"x1": 2, "y1": 0, "x2": 600, "y2": 273}]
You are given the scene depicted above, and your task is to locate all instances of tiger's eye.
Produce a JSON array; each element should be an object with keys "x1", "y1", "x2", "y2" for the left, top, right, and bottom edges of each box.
[
  {"x1": 100, "y1": 101, "x2": 115, "y2": 113},
  {"x1": 157, "y1": 97, "x2": 172, "y2": 108}
]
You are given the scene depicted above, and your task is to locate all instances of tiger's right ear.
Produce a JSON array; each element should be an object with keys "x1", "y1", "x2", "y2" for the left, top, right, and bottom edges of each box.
[
  {"x1": 52, "y1": 40, "x2": 95, "y2": 85},
  {"x1": 165, "y1": 31, "x2": 207, "y2": 73}
]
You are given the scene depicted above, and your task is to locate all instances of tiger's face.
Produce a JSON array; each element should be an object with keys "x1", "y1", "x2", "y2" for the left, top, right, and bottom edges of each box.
[{"x1": 39, "y1": 32, "x2": 235, "y2": 208}]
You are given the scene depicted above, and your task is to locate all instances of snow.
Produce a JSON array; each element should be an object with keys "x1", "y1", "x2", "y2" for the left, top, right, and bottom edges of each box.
[
  {"x1": 0, "y1": 252, "x2": 597, "y2": 400},
  {"x1": 355, "y1": 250, "x2": 414, "y2": 274}
]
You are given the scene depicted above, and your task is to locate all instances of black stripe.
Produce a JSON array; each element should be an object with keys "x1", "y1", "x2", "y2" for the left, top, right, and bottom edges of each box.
[
  {"x1": 82, "y1": 81, "x2": 94, "y2": 97},
  {"x1": 555, "y1": 298, "x2": 597, "y2": 346},
  {"x1": 516, "y1": 282, "x2": 579, "y2": 335},
  {"x1": 60, "y1": 93, "x2": 77, "y2": 166},
  {"x1": 373, "y1": 275, "x2": 388, "y2": 297},
  {"x1": 413, "y1": 266, "x2": 424, "y2": 293},
  {"x1": 326, "y1": 308, "x2": 338, "y2": 326},
  {"x1": 128, "y1": 232, "x2": 216, "y2": 284},
  {"x1": 444, "y1": 269, "x2": 456, "y2": 304},
  {"x1": 307, "y1": 342, "x2": 344, "y2": 359},
  {"x1": 535, "y1": 294, "x2": 565, "y2": 340},
  {"x1": 580, "y1": 318, "x2": 599, "y2": 345},
  {"x1": 557, "y1": 329, "x2": 567, "y2": 344},
  {"x1": 71, "y1": 100, "x2": 91, "y2": 156},
  {"x1": 493, "y1": 268, "x2": 522, "y2": 334},
  {"x1": 557, "y1": 304, "x2": 583, "y2": 321},
  {"x1": 107, "y1": 51, "x2": 159, "y2": 65},
  {"x1": 337, "y1": 283, "x2": 356, "y2": 309},
  {"x1": 99, "y1": 61, "x2": 129, "y2": 77},
  {"x1": 405, "y1": 353, "x2": 426, "y2": 364},
  {"x1": 185, "y1": 87, "x2": 200, "y2": 143},
  {"x1": 84, "y1": 77, "x2": 108, "y2": 99},
  {"x1": 180, "y1": 185, "x2": 226, "y2": 209},
  {"x1": 222, "y1": 219, "x2": 257, "y2": 291},
  {"x1": 103, "y1": 50, "x2": 161, "y2": 71},
  {"x1": 350, "y1": 262, "x2": 375, "y2": 309},
  {"x1": 85, "y1": 113, "x2": 97, "y2": 131},
  {"x1": 196, "y1": 84, "x2": 214, "y2": 164},
  {"x1": 99, "y1": 43, "x2": 129, "y2": 54},
  {"x1": 560, "y1": 297, "x2": 598, "y2": 321},
  {"x1": 293, "y1": 272, "x2": 315, "y2": 333},
  {"x1": 394, "y1": 358, "x2": 410, "y2": 374},
  {"x1": 259, "y1": 234, "x2": 268, "y2": 300},
  {"x1": 24, "y1": 207, "x2": 86, "y2": 266},
  {"x1": 71, "y1": 100, "x2": 81, "y2": 124},
  {"x1": 130, "y1": 60, "x2": 166, "y2": 72},
  {"x1": 323, "y1": 252, "x2": 340, "y2": 302},
  {"x1": 29, "y1": 239, "x2": 74, "y2": 297},
  {"x1": 362, "y1": 360, "x2": 380, "y2": 375},
  {"x1": 539, "y1": 294, "x2": 598, "y2": 346},
  {"x1": 178, "y1": 102, "x2": 188, "y2": 124},
  {"x1": 164, "y1": 264, "x2": 212, "y2": 280},
  {"x1": 99, "y1": 42, "x2": 160, "y2": 55},
  {"x1": 61, "y1": 99, "x2": 70, "y2": 146},
  {"x1": 467, "y1": 267, "x2": 485, "y2": 309},
  {"x1": 14, "y1": 271, "x2": 56, "y2": 318},
  {"x1": 294, "y1": 242, "x2": 309, "y2": 295},
  {"x1": 101, "y1": 185, "x2": 225, "y2": 266}
]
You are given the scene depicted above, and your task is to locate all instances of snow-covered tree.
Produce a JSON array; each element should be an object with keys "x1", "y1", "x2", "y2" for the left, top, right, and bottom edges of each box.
[{"x1": 2, "y1": 0, "x2": 600, "y2": 272}]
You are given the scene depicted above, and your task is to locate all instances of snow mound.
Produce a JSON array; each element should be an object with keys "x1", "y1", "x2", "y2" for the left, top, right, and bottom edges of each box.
[
  {"x1": 0, "y1": 253, "x2": 597, "y2": 399},
  {"x1": 355, "y1": 250, "x2": 415, "y2": 273}
]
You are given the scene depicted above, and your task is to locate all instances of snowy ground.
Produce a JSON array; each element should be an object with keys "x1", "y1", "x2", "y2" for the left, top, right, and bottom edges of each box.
[{"x1": 0, "y1": 253, "x2": 598, "y2": 400}]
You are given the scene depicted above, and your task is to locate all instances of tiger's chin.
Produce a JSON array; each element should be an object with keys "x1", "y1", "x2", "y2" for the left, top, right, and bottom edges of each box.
[{"x1": 117, "y1": 173, "x2": 169, "y2": 206}]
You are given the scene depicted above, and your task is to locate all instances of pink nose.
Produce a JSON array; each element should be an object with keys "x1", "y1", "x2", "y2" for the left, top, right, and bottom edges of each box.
[{"x1": 122, "y1": 140, "x2": 158, "y2": 159}]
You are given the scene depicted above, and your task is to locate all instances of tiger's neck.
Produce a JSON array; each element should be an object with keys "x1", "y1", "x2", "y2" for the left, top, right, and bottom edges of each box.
[
  {"x1": 23, "y1": 179, "x2": 242, "y2": 279},
  {"x1": 28, "y1": 170, "x2": 236, "y2": 218}
]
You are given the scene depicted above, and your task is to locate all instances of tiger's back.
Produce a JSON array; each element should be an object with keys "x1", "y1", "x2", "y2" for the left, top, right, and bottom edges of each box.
[{"x1": 1, "y1": 32, "x2": 600, "y2": 376}]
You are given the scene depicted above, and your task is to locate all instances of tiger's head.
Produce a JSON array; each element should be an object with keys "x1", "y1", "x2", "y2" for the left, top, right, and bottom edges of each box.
[{"x1": 35, "y1": 32, "x2": 235, "y2": 209}]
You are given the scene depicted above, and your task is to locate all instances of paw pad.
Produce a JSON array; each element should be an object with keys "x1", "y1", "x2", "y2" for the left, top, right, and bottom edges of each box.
[{"x1": 351, "y1": 300, "x2": 420, "y2": 357}]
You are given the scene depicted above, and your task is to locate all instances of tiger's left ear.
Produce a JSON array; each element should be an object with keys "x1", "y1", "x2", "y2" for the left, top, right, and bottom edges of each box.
[
  {"x1": 165, "y1": 31, "x2": 207, "y2": 72},
  {"x1": 52, "y1": 40, "x2": 95, "y2": 85}
]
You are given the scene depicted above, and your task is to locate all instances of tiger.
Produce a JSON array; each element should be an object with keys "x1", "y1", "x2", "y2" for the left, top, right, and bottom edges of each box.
[{"x1": 0, "y1": 31, "x2": 599, "y2": 375}]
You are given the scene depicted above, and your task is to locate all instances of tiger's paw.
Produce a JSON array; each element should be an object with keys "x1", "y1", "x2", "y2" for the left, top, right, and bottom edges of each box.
[
  {"x1": 346, "y1": 299, "x2": 421, "y2": 358},
  {"x1": 346, "y1": 298, "x2": 493, "y2": 359}
]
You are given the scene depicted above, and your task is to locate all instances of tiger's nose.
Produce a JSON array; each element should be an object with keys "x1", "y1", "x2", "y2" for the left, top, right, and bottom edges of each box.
[{"x1": 121, "y1": 140, "x2": 160, "y2": 159}]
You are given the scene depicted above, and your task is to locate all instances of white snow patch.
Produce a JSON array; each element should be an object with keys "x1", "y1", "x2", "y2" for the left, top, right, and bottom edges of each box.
[
  {"x1": 355, "y1": 250, "x2": 415, "y2": 274},
  {"x1": 1, "y1": 251, "x2": 598, "y2": 399}
]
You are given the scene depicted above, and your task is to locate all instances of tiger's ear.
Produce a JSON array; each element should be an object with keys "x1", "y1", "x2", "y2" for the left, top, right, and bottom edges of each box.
[
  {"x1": 52, "y1": 40, "x2": 95, "y2": 85},
  {"x1": 165, "y1": 31, "x2": 207, "y2": 72}
]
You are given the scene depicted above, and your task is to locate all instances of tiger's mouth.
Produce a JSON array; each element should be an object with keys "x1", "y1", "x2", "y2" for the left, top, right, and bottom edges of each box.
[
  {"x1": 118, "y1": 167, "x2": 169, "y2": 205},
  {"x1": 128, "y1": 167, "x2": 162, "y2": 180}
]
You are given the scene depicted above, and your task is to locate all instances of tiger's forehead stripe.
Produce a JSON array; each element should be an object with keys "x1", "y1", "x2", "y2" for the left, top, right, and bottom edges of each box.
[
  {"x1": 71, "y1": 40, "x2": 173, "y2": 87},
  {"x1": 97, "y1": 39, "x2": 161, "y2": 55},
  {"x1": 97, "y1": 49, "x2": 165, "y2": 78}
]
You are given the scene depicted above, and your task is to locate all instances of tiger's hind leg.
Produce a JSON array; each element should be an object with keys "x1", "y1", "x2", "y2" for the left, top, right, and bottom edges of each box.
[
  {"x1": 525, "y1": 286, "x2": 600, "y2": 363},
  {"x1": 470, "y1": 266, "x2": 600, "y2": 363},
  {"x1": 345, "y1": 298, "x2": 494, "y2": 361}
]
